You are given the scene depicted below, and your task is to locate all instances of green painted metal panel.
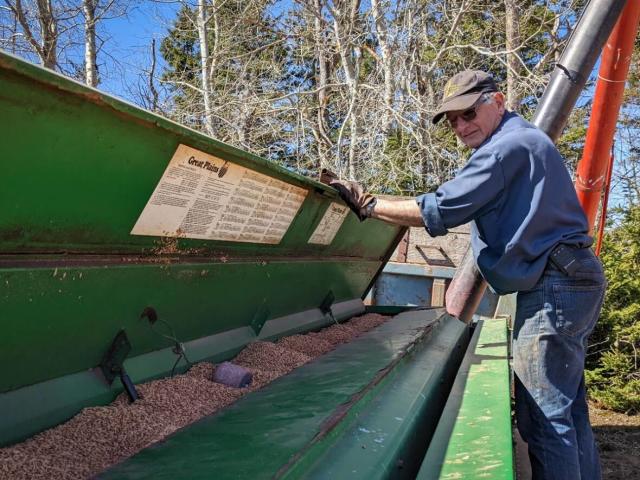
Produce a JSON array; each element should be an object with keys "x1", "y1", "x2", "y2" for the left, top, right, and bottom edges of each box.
[
  {"x1": 417, "y1": 318, "x2": 514, "y2": 480},
  {"x1": 283, "y1": 314, "x2": 470, "y2": 480},
  {"x1": 1, "y1": 260, "x2": 379, "y2": 393},
  {"x1": 100, "y1": 312, "x2": 469, "y2": 480}
]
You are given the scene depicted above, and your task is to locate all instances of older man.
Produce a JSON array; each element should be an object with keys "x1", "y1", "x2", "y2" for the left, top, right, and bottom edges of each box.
[{"x1": 330, "y1": 70, "x2": 606, "y2": 480}]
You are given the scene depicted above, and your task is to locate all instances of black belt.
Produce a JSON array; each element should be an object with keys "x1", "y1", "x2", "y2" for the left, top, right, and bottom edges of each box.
[{"x1": 548, "y1": 244, "x2": 593, "y2": 276}]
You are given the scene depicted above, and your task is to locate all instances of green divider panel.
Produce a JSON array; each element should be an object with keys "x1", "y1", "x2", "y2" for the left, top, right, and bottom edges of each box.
[
  {"x1": 286, "y1": 313, "x2": 470, "y2": 480},
  {"x1": 1, "y1": 260, "x2": 379, "y2": 393},
  {"x1": 417, "y1": 317, "x2": 514, "y2": 480},
  {"x1": 100, "y1": 311, "x2": 469, "y2": 480}
]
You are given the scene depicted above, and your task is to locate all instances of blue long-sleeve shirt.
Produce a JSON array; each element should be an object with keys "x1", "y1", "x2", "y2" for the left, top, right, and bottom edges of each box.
[{"x1": 416, "y1": 111, "x2": 592, "y2": 295}]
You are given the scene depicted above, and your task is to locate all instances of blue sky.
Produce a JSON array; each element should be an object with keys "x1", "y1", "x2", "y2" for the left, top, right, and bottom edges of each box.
[{"x1": 97, "y1": 2, "x2": 179, "y2": 99}]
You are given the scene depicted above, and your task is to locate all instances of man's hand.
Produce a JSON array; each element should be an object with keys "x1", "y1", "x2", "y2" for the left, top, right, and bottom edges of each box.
[
  {"x1": 330, "y1": 180, "x2": 377, "y2": 221},
  {"x1": 320, "y1": 169, "x2": 376, "y2": 221}
]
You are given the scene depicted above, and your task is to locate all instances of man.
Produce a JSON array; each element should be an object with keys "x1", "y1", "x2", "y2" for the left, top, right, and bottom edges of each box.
[{"x1": 328, "y1": 70, "x2": 606, "y2": 480}]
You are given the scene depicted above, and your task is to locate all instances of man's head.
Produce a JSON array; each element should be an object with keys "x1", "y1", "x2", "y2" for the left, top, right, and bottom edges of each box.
[{"x1": 432, "y1": 70, "x2": 506, "y2": 148}]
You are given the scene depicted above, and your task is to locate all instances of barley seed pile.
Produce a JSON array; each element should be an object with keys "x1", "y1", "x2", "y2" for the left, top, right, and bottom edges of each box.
[{"x1": 0, "y1": 313, "x2": 387, "y2": 479}]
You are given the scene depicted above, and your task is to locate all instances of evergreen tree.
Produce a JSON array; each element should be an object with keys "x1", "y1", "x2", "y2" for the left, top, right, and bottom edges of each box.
[
  {"x1": 160, "y1": 5, "x2": 202, "y2": 129},
  {"x1": 586, "y1": 205, "x2": 640, "y2": 413}
]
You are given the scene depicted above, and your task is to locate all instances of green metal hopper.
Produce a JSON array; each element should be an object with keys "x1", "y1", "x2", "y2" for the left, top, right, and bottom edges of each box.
[{"x1": 0, "y1": 50, "x2": 514, "y2": 479}]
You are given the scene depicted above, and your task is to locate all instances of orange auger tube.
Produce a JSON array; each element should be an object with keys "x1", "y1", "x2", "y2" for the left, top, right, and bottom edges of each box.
[{"x1": 575, "y1": 0, "x2": 640, "y2": 232}]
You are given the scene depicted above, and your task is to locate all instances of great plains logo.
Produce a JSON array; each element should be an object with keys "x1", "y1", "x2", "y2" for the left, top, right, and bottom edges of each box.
[{"x1": 187, "y1": 156, "x2": 229, "y2": 178}]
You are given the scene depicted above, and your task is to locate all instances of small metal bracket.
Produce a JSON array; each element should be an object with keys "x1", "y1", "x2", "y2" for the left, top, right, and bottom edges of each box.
[
  {"x1": 250, "y1": 302, "x2": 270, "y2": 336},
  {"x1": 99, "y1": 329, "x2": 139, "y2": 403},
  {"x1": 556, "y1": 63, "x2": 582, "y2": 85},
  {"x1": 319, "y1": 290, "x2": 335, "y2": 316}
]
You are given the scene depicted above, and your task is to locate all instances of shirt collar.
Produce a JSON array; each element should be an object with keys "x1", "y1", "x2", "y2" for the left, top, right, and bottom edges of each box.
[{"x1": 475, "y1": 110, "x2": 519, "y2": 150}]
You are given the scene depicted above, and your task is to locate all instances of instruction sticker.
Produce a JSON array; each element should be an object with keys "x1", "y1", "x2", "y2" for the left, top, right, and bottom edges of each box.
[
  {"x1": 308, "y1": 202, "x2": 350, "y2": 245},
  {"x1": 131, "y1": 145, "x2": 307, "y2": 244}
]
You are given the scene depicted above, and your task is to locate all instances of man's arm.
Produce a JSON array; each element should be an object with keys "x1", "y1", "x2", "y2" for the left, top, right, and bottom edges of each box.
[
  {"x1": 369, "y1": 198, "x2": 426, "y2": 227},
  {"x1": 322, "y1": 171, "x2": 428, "y2": 228}
]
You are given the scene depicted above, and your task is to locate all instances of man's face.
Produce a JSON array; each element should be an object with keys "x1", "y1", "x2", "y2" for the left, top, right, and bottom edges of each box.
[{"x1": 446, "y1": 92, "x2": 506, "y2": 148}]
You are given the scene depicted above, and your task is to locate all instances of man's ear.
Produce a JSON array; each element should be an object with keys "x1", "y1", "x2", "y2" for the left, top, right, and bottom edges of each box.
[{"x1": 494, "y1": 91, "x2": 506, "y2": 113}]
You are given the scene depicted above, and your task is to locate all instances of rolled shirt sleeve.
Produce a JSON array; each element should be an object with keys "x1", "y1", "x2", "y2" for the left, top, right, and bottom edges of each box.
[
  {"x1": 415, "y1": 193, "x2": 447, "y2": 236},
  {"x1": 415, "y1": 149, "x2": 505, "y2": 236}
]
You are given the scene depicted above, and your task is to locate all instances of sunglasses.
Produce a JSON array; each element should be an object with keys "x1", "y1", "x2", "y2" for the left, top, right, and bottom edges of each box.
[{"x1": 446, "y1": 94, "x2": 492, "y2": 128}]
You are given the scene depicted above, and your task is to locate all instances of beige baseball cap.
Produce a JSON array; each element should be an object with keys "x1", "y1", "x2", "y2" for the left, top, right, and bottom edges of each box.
[{"x1": 432, "y1": 70, "x2": 498, "y2": 124}]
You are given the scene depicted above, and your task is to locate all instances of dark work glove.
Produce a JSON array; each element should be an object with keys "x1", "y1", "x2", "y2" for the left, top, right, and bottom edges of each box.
[{"x1": 319, "y1": 168, "x2": 376, "y2": 221}]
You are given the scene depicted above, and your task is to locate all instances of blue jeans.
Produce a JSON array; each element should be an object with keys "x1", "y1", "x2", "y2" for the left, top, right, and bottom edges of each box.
[{"x1": 513, "y1": 249, "x2": 606, "y2": 480}]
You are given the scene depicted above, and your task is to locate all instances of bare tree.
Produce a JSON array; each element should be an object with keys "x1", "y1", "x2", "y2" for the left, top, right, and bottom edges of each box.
[
  {"x1": 310, "y1": 0, "x2": 333, "y2": 167},
  {"x1": 127, "y1": 36, "x2": 166, "y2": 113},
  {"x1": 2, "y1": 0, "x2": 131, "y2": 87},
  {"x1": 196, "y1": 0, "x2": 214, "y2": 135},
  {"x1": 504, "y1": 0, "x2": 521, "y2": 110},
  {"x1": 128, "y1": 0, "x2": 587, "y2": 194},
  {"x1": 369, "y1": 0, "x2": 394, "y2": 137},
  {"x1": 82, "y1": 0, "x2": 130, "y2": 87},
  {"x1": 147, "y1": 37, "x2": 160, "y2": 111},
  {"x1": 3, "y1": 0, "x2": 59, "y2": 68},
  {"x1": 82, "y1": 0, "x2": 97, "y2": 85}
]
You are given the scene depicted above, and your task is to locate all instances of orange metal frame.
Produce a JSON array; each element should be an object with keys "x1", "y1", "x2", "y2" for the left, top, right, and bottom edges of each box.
[{"x1": 575, "y1": 0, "x2": 640, "y2": 236}]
